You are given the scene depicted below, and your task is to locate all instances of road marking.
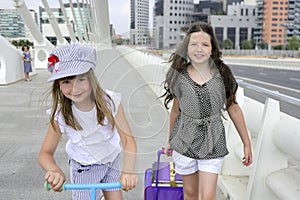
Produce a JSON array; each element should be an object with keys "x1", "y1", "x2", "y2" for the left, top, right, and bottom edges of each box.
[
  {"x1": 290, "y1": 77, "x2": 300, "y2": 82},
  {"x1": 259, "y1": 72, "x2": 267, "y2": 76}
]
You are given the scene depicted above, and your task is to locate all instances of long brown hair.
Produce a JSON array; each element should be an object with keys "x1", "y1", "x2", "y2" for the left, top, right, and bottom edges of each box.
[
  {"x1": 49, "y1": 70, "x2": 115, "y2": 132},
  {"x1": 161, "y1": 22, "x2": 237, "y2": 109}
]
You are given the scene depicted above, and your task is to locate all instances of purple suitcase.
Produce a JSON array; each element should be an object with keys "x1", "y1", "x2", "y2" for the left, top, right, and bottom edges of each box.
[{"x1": 144, "y1": 149, "x2": 183, "y2": 200}]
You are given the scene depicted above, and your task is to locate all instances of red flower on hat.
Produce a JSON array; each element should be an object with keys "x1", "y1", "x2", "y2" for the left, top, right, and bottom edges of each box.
[{"x1": 48, "y1": 54, "x2": 60, "y2": 73}]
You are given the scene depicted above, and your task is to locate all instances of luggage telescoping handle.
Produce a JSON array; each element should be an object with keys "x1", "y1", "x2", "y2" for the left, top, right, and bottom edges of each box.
[
  {"x1": 44, "y1": 181, "x2": 122, "y2": 200},
  {"x1": 155, "y1": 147, "x2": 173, "y2": 187}
]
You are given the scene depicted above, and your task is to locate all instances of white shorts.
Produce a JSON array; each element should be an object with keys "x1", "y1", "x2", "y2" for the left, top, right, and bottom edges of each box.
[{"x1": 172, "y1": 150, "x2": 224, "y2": 175}]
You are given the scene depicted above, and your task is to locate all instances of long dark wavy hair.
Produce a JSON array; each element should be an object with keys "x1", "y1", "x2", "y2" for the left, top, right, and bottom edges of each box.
[
  {"x1": 161, "y1": 22, "x2": 237, "y2": 109},
  {"x1": 49, "y1": 70, "x2": 115, "y2": 132}
]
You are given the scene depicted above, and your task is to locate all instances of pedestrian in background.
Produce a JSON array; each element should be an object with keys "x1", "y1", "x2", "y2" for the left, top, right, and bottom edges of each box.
[
  {"x1": 161, "y1": 22, "x2": 252, "y2": 200},
  {"x1": 21, "y1": 45, "x2": 32, "y2": 81},
  {"x1": 38, "y1": 44, "x2": 138, "y2": 200}
]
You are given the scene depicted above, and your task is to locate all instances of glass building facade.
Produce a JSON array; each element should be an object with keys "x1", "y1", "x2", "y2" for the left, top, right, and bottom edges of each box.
[{"x1": 0, "y1": 9, "x2": 25, "y2": 38}]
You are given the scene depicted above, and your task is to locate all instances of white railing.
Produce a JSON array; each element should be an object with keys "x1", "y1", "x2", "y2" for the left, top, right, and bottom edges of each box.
[
  {"x1": 223, "y1": 57, "x2": 300, "y2": 71},
  {"x1": 116, "y1": 46, "x2": 300, "y2": 200}
]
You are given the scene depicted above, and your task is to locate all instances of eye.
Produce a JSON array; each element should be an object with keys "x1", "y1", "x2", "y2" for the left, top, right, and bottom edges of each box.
[
  {"x1": 79, "y1": 77, "x2": 87, "y2": 81},
  {"x1": 61, "y1": 80, "x2": 70, "y2": 84}
]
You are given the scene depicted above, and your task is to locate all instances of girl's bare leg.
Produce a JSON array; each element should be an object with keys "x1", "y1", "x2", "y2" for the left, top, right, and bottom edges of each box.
[
  {"x1": 103, "y1": 190, "x2": 122, "y2": 200},
  {"x1": 198, "y1": 171, "x2": 218, "y2": 200},
  {"x1": 182, "y1": 172, "x2": 199, "y2": 200}
]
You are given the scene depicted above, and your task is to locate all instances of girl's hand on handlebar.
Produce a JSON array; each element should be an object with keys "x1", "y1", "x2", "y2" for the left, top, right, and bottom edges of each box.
[
  {"x1": 120, "y1": 172, "x2": 138, "y2": 192},
  {"x1": 44, "y1": 171, "x2": 65, "y2": 192}
]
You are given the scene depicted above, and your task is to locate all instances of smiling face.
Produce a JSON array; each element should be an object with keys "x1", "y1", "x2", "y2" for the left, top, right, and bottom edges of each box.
[
  {"x1": 58, "y1": 73, "x2": 93, "y2": 109},
  {"x1": 187, "y1": 31, "x2": 212, "y2": 67}
]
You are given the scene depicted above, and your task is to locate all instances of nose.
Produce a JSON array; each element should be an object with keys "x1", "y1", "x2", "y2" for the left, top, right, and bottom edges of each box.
[
  {"x1": 71, "y1": 80, "x2": 80, "y2": 93},
  {"x1": 196, "y1": 44, "x2": 204, "y2": 52}
]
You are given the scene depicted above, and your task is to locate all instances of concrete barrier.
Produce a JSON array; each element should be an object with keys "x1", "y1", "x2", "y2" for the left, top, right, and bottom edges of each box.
[
  {"x1": 0, "y1": 35, "x2": 31, "y2": 84},
  {"x1": 116, "y1": 46, "x2": 300, "y2": 200}
]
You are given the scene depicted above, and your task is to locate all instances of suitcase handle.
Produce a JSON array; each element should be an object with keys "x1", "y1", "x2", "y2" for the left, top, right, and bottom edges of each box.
[
  {"x1": 155, "y1": 147, "x2": 173, "y2": 187},
  {"x1": 161, "y1": 147, "x2": 173, "y2": 156}
]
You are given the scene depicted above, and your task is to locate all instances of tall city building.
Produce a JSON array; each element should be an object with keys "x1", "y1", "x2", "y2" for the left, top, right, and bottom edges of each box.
[
  {"x1": 0, "y1": 9, "x2": 25, "y2": 39},
  {"x1": 130, "y1": 0, "x2": 150, "y2": 45},
  {"x1": 152, "y1": 0, "x2": 194, "y2": 49},
  {"x1": 193, "y1": 0, "x2": 224, "y2": 23},
  {"x1": 225, "y1": 0, "x2": 243, "y2": 11},
  {"x1": 0, "y1": 9, "x2": 38, "y2": 42},
  {"x1": 209, "y1": 2, "x2": 257, "y2": 49},
  {"x1": 262, "y1": 0, "x2": 289, "y2": 47},
  {"x1": 256, "y1": 0, "x2": 300, "y2": 48}
]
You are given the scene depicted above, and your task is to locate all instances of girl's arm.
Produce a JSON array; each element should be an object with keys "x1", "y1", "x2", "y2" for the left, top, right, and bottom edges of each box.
[
  {"x1": 38, "y1": 122, "x2": 65, "y2": 191},
  {"x1": 167, "y1": 98, "x2": 179, "y2": 152},
  {"x1": 227, "y1": 102, "x2": 253, "y2": 166},
  {"x1": 115, "y1": 103, "x2": 138, "y2": 192}
]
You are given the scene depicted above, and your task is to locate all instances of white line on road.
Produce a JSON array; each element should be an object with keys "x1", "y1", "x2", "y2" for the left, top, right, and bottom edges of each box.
[
  {"x1": 259, "y1": 72, "x2": 267, "y2": 76},
  {"x1": 290, "y1": 77, "x2": 300, "y2": 82}
]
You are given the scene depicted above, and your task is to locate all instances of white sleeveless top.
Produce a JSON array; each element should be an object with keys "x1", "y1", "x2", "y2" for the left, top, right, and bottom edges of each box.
[{"x1": 51, "y1": 90, "x2": 122, "y2": 165}]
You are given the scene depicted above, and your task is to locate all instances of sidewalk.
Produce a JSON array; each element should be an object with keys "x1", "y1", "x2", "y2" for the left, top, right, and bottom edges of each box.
[{"x1": 0, "y1": 49, "x2": 226, "y2": 199}]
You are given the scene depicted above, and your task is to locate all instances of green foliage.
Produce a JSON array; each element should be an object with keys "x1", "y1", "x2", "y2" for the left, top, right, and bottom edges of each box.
[
  {"x1": 287, "y1": 35, "x2": 300, "y2": 50},
  {"x1": 273, "y1": 45, "x2": 283, "y2": 50},
  {"x1": 258, "y1": 41, "x2": 268, "y2": 49},
  {"x1": 240, "y1": 40, "x2": 253, "y2": 49},
  {"x1": 10, "y1": 39, "x2": 33, "y2": 47},
  {"x1": 11, "y1": 40, "x2": 19, "y2": 47},
  {"x1": 113, "y1": 38, "x2": 128, "y2": 45},
  {"x1": 221, "y1": 39, "x2": 233, "y2": 49}
]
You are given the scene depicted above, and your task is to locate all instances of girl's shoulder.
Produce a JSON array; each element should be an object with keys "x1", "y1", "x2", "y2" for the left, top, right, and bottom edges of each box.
[
  {"x1": 104, "y1": 89, "x2": 122, "y2": 116},
  {"x1": 46, "y1": 105, "x2": 64, "y2": 122},
  {"x1": 104, "y1": 89, "x2": 121, "y2": 103}
]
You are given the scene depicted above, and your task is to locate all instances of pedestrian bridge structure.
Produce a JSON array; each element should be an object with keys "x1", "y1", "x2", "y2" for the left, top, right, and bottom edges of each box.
[{"x1": 0, "y1": 1, "x2": 300, "y2": 199}]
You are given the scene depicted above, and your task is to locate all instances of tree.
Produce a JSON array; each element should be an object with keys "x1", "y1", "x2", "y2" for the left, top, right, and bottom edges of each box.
[
  {"x1": 221, "y1": 39, "x2": 233, "y2": 49},
  {"x1": 287, "y1": 35, "x2": 300, "y2": 50},
  {"x1": 11, "y1": 40, "x2": 19, "y2": 47},
  {"x1": 240, "y1": 40, "x2": 253, "y2": 49},
  {"x1": 258, "y1": 41, "x2": 268, "y2": 49},
  {"x1": 113, "y1": 38, "x2": 124, "y2": 45},
  {"x1": 18, "y1": 39, "x2": 26, "y2": 47},
  {"x1": 10, "y1": 39, "x2": 33, "y2": 48}
]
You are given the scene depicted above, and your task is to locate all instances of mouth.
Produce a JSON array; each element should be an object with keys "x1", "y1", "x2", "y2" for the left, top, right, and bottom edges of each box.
[
  {"x1": 194, "y1": 54, "x2": 205, "y2": 58},
  {"x1": 71, "y1": 93, "x2": 83, "y2": 98}
]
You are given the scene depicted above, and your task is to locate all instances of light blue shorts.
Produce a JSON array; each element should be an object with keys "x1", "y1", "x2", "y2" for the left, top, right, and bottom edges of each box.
[{"x1": 172, "y1": 150, "x2": 224, "y2": 175}]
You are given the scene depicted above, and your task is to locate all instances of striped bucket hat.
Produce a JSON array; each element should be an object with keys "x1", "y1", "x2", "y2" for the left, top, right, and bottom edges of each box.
[{"x1": 47, "y1": 44, "x2": 96, "y2": 82}]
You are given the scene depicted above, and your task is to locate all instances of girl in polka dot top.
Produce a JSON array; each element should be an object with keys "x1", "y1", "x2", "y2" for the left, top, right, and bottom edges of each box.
[{"x1": 161, "y1": 22, "x2": 252, "y2": 200}]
